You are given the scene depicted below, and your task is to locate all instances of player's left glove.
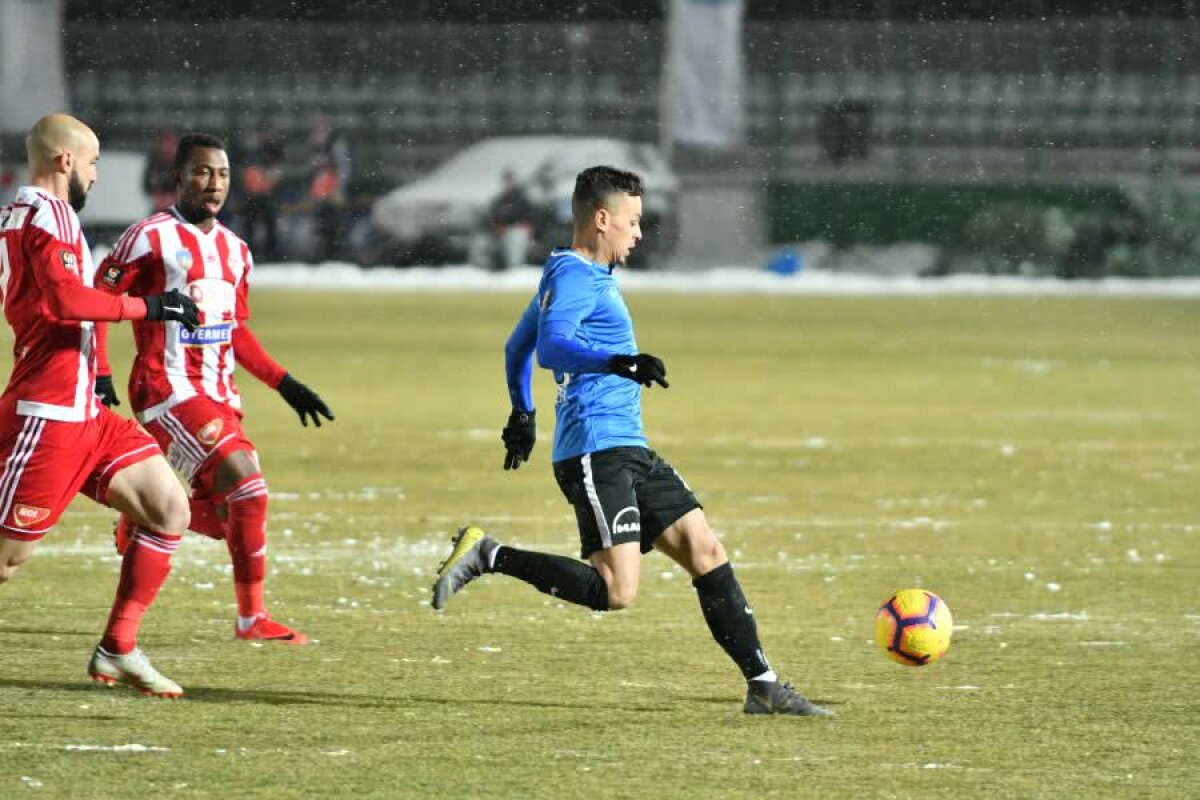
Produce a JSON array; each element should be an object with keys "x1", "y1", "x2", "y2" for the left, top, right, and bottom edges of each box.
[
  {"x1": 502, "y1": 409, "x2": 536, "y2": 470},
  {"x1": 609, "y1": 353, "x2": 669, "y2": 389},
  {"x1": 94, "y1": 374, "x2": 120, "y2": 407},
  {"x1": 277, "y1": 374, "x2": 335, "y2": 427}
]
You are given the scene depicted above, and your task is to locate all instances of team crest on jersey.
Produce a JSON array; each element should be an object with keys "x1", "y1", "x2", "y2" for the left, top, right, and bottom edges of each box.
[
  {"x1": 176, "y1": 249, "x2": 193, "y2": 270},
  {"x1": 59, "y1": 250, "x2": 78, "y2": 273},
  {"x1": 196, "y1": 418, "x2": 223, "y2": 447},
  {"x1": 101, "y1": 264, "x2": 124, "y2": 287},
  {"x1": 11, "y1": 503, "x2": 50, "y2": 528}
]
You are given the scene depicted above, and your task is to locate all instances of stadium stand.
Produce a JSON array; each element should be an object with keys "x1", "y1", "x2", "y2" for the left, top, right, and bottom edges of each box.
[{"x1": 62, "y1": 19, "x2": 1200, "y2": 188}]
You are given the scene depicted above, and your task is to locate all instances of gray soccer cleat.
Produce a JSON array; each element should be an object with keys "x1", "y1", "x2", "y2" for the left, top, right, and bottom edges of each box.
[
  {"x1": 744, "y1": 680, "x2": 832, "y2": 716},
  {"x1": 431, "y1": 526, "x2": 495, "y2": 611},
  {"x1": 88, "y1": 645, "x2": 183, "y2": 698}
]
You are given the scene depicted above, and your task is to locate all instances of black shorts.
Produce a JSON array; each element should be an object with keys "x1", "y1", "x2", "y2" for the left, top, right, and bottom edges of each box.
[{"x1": 553, "y1": 446, "x2": 702, "y2": 559}]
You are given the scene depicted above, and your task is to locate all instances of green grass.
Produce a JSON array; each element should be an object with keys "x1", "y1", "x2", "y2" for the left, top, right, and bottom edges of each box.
[{"x1": 2, "y1": 292, "x2": 1198, "y2": 799}]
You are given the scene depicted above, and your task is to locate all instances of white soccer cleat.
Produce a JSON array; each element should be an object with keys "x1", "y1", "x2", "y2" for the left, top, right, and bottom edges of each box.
[{"x1": 87, "y1": 645, "x2": 183, "y2": 698}]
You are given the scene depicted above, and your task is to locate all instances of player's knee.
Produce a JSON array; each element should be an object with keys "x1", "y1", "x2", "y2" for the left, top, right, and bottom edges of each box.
[
  {"x1": 0, "y1": 557, "x2": 28, "y2": 584},
  {"x1": 605, "y1": 580, "x2": 639, "y2": 610},
  {"x1": 145, "y1": 486, "x2": 190, "y2": 534},
  {"x1": 692, "y1": 534, "x2": 727, "y2": 575},
  {"x1": 675, "y1": 515, "x2": 726, "y2": 575}
]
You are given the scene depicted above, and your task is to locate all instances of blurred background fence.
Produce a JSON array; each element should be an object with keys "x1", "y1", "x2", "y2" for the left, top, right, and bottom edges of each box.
[
  {"x1": 65, "y1": 18, "x2": 1200, "y2": 185},
  {"x1": 4, "y1": 1, "x2": 1194, "y2": 275}
]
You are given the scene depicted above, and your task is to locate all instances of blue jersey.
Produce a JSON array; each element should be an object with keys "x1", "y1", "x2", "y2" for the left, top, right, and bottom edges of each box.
[{"x1": 505, "y1": 248, "x2": 646, "y2": 462}]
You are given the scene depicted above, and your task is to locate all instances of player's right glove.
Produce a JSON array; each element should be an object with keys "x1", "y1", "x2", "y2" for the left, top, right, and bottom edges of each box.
[
  {"x1": 144, "y1": 290, "x2": 201, "y2": 331},
  {"x1": 502, "y1": 409, "x2": 536, "y2": 470},
  {"x1": 94, "y1": 374, "x2": 120, "y2": 407},
  {"x1": 608, "y1": 353, "x2": 669, "y2": 389}
]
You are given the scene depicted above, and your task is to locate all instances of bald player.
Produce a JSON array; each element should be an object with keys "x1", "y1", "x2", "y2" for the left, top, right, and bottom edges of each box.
[{"x1": 0, "y1": 114, "x2": 201, "y2": 697}]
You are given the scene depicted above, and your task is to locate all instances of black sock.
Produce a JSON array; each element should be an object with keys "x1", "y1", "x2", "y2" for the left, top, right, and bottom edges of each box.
[
  {"x1": 693, "y1": 562, "x2": 771, "y2": 680},
  {"x1": 492, "y1": 545, "x2": 609, "y2": 611}
]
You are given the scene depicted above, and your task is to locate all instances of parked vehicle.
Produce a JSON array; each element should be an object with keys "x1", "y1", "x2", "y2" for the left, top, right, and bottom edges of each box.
[{"x1": 369, "y1": 136, "x2": 679, "y2": 269}]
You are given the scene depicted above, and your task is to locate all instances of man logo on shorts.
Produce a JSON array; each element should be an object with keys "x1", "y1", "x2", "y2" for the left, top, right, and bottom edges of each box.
[
  {"x1": 12, "y1": 503, "x2": 50, "y2": 528},
  {"x1": 612, "y1": 506, "x2": 641, "y2": 536}
]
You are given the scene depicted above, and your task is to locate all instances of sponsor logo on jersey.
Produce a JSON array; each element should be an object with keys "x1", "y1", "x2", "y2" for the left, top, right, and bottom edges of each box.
[
  {"x1": 196, "y1": 418, "x2": 223, "y2": 447},
  {"x1": 101, "y1": 264, "x2": 124, "y2": 287},
  {"x1": 179, "y1": 321, "x2": 232, "y2": 347},
  {"x1": 11, "y1": 503, "x2": 50, "y2": 528},
  {"x1": 612, "y1": 506, "x2": 641, "y2": 536},
  {"x1": 176, "y1": 249, "x2": 193, "y2": 271}
]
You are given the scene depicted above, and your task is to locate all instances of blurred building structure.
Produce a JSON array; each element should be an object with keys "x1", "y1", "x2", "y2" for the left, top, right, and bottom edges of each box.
[
  {"x1": 61, "y1": 2, "x2": 1200, "y2": 186},
  {"x1": 46, "y1": 1, "x2": 1200, "y2": 270}
]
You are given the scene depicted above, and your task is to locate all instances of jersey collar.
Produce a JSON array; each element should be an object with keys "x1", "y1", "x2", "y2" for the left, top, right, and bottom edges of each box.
[
  {"x1": 168, "y1": 204, "x2": 220, "y2": 236},
  {"x1": 555, "y1": 247, "x2": 616, "y2": 274}
]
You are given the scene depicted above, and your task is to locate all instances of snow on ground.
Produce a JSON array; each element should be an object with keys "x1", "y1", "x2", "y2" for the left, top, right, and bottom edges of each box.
[{"x1": 248, "y1": 263, "x2": 1200, "y2": 298}]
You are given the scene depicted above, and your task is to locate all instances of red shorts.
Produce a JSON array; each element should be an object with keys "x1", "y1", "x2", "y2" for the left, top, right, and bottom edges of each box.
[
  {"x1": 0, "y1": 404, "x2": 161, "y2": 540},
  {"x1": 145, "y1": 396, "x2": 255, "y2": 497}
]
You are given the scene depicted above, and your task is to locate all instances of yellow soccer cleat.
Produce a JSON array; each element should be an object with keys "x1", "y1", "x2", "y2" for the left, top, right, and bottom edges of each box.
[{"x1": 431, "y1": 526, "x2": 496, "y2": 610}]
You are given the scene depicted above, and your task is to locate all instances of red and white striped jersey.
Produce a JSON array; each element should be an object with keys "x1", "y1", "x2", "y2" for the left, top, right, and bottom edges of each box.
[
  {"x1": 97, "y1": 207, "x2": 253, "y2": 422},
  {"x1": 0, "y1": 186, "x2": 102, "y2": 422}
]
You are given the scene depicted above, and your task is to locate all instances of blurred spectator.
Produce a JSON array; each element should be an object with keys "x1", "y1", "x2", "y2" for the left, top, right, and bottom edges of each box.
[
  {"x1": 241, "y1": 131, "x2": 284, "y2": 261},
  {"x1": 0, "y1": 162, "x2": 15, "y2": 205},
  {"x1": 488, "y1": 169, "x2": 534, "y2": 270},
  {"x1": 816, "y1": 101, "x2": 870, "y2": 166},
  {"x1": 143, "y1": 130, "x2": 178, "y2": 213},
  {"x1": 307, "y1": 118, "x2": 351, "y2": 263}
]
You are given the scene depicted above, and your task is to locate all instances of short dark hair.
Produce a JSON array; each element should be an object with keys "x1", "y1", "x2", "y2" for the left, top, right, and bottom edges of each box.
[
  {"x1": 174, "y1": 132, "x2": 227, "y2": 171},
  {"x1": 572, "y1": 166, "x2": 643, "y2": 222}
]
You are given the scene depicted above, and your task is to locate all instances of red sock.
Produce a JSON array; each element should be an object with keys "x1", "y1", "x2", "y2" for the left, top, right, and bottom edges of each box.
[
  {"x1": 223, "y1": 474, "x2": 269, "y2": 619},
  {"x1": 189, "y1": 495, "x2": 227, "y2": 540},
  {"x1": 100, "y1": 528, "x2": 181, "y2": 654}
]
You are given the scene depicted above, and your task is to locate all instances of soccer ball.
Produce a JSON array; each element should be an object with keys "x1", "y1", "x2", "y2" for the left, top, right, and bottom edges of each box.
[{"x1": 875, "y1": 589, "x2": 953, "y2": 667}]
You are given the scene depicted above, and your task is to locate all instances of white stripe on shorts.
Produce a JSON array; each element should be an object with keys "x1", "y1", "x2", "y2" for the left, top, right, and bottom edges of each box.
[
  {"x1": 581, "y1": 452, "x2": 611, "y2": 549},
  {"x1": 159, "y1": 411, "x2": 208, "y2": 465},
  {"x1": 0, "y1": 416, "x2": 46, "y2": 525}
]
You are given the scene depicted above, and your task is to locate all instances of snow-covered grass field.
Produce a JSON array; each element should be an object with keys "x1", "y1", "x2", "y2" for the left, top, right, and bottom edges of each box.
[{"x1": 2, "y1": 287, "x2": 1197, "y2": 798}]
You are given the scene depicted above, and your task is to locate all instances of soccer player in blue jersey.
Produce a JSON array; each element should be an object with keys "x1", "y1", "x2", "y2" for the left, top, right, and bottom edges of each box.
[{"x1": 432, "y1": 166, "x2": 830, "y2": 716}]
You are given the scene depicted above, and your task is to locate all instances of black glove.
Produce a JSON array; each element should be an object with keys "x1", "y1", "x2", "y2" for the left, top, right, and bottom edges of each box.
[
  {"x1": 277, "y1": 373, "x2": 334, "y2": 427},
  {"x1": 94, "y1": 374, "x2": 120, "y2": 407},
  {"x1": 144, "y1": 290, "x2": 201, "y2": 331},
  {"x1": 608, "y1": 353, "x2": 669, "y2": 389},
  {"x1": 502, "y1": 409, "x2": 536, "y2": 470}
]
